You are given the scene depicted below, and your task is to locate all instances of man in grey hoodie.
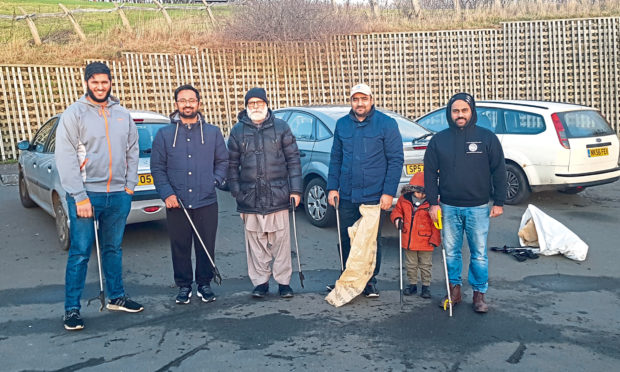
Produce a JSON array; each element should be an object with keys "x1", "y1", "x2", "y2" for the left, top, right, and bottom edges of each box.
[{"x1": 56, "y1": 62, "x2": 144, "y2": 331}]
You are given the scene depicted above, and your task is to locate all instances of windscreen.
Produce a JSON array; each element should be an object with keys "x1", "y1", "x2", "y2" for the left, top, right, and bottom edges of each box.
[{"x1": 557, "y1": 110, "x2": 614, "y2": 138}]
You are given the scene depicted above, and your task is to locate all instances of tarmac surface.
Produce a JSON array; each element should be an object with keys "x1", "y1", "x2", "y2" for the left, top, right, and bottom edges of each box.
[{"x1": 1, "y1": 162, "x2": 619, "y2": 371}]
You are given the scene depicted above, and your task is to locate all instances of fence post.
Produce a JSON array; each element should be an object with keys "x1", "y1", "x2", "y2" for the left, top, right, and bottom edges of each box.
[
  {"x1": 58, "y1": 3, "x2": 86, "y2": 42},
  {"x1": 18, "y1": 7, "x2": 42, "y2": 46},
  {"x1": 153, "y1": 0, "x2": 173, "y2": 27},
  {"x1": 201, "y1": 0, "x2": 216, "y2": 28},
  {"x1": 114, "y1": 3, "x2": 133, "y2": 33}
]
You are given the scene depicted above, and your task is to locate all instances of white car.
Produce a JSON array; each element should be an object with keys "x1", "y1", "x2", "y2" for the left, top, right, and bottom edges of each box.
[
  {"x1": 415, "y1": 100, "x2": 620, "y2": 204},
  {"x1": 17, "y1": 110, "x2": 170, "y2": 250}
]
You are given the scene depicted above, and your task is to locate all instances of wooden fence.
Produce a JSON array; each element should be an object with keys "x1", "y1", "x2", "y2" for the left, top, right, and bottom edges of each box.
[{"x1": 1, "y1": 16, "x2": 619, "y2": 160}]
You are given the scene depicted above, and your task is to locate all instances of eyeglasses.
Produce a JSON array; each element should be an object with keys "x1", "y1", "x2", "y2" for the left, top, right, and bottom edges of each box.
[
  {"x1": 177, "y1": 98, "x2": 198, "y2": 105},
  {"x1": 247, "y1": 100, "x2": 266, "y2": 108}
]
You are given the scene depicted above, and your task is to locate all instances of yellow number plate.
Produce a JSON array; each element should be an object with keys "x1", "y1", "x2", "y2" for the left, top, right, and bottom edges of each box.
[
  {"x1": 588, "y1": 147, "x2": 609, "y2": 157},
  {"x1": 138, "y1": 173, "x2": 153, "y2": 186},
  {"x1": 405, "y1": 163, "x2": 424, "y2": 175}
]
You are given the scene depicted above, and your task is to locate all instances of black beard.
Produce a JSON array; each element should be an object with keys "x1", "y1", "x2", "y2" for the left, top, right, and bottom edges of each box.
[
  {"x1": 179, "y1": 110, "x2": 198, "y2": 120},
  {"x1": 87, "y1": 87, "x2": 111, "y2": 103}
]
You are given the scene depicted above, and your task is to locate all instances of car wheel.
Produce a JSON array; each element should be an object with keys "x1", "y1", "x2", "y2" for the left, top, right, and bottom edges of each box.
[
  {"x1": 53, "y1": 195, "x2": 70, "y2": 251},
  {"x1": 505, "y1": 163, "x2": 530, "y2": 205},
  {"x1": 558, "y1": 187, "x2": 586, "y2": 194},
  {"x1": 304, "y1": 177, "x2": 336, "y2": 228},
  {"x1": 18, "y1": 170, "x2": 36, "y2": 208}
]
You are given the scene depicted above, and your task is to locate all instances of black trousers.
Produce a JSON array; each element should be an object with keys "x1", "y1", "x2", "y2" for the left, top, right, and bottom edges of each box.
[{"x1": 166, "y1": 203, "x2": 218, "y2": 287}]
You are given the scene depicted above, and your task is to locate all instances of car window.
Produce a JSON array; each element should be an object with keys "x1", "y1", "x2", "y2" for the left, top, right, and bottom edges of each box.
[
  {"x1": 503, "y1": 110, "x2": 545, "y2": 134},
  {"x1": 316, "y1": 120, "x2": 332, "y2": 141},
  {"x1": 476, "y1": 108, "x2": 501, "y2": 133},
  {"x1": 32, "y1": 118, "x2": 56, "y2": 153},
  {"x1": 136, "y1": 123, "x2": 169, "y2": 158},
  {"x1": 274, "y1": 111, "x2": 290, "y2": 121},
  {"x1": 557, "y1": 110, "x2": 615, "y2": 138},
  {"x1": 46, "y1": 125, "x2": 57, "y2": 153},
  {"x1": 287, "y1": 112, "x2": 314, "y2": 141},
  {"x1": 417, "y1": 110, "x2": 448, "y2": 133}
]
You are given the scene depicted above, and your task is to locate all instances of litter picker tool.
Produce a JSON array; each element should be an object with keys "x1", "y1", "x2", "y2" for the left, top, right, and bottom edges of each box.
[
  {"x1": 87, "y1": 207, "x2": 105, "y2": 312},
  {"x1": 290, "y1": 197, "x2": 305, "y2": 288},
  {"x1": 396, "y1": 218, "x2": 404, "y2": 305},
  {"x1": 434, "y1": 209, "x2": 452, "y2": 317},
  {"x1": 178, "y1": 199, "x2": 223, "y2": 285},
  {"x1": 334, "y1": 195, "x2": 344, "y2": 272}
]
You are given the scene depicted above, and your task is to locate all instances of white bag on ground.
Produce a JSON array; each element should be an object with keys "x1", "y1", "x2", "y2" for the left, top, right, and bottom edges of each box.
[
  {"x1": 519, "y1": 204, "x2": 588, "y2": 261},
  {"x1": 325, "y1": 204, "x2": 381, "y2": 307}
]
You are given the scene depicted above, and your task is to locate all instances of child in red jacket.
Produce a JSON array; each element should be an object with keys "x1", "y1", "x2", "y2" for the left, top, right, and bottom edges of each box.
[{"x1": 390, "y1": 172, "x2": 441, "y2": 298}]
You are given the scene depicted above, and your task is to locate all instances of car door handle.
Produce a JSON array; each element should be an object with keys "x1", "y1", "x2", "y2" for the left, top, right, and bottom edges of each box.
[
  {"x1": 32, "y1": 163, "x2": 37, "y2": 168},
  {"x1": 300, "y1": 152, "x2": 307, "y2": 157},
  {"x1": 47, "y1": 165, "x2": 52, "y2": 173}
]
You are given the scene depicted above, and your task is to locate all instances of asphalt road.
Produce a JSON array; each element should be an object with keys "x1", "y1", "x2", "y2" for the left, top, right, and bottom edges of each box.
[{"x1": 1, "y1": 169, "x2": 619, "y2": 371}]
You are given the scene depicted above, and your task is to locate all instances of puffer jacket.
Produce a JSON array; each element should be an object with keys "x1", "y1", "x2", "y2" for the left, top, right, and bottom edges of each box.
[
  {"x1": 227, "y1": 109, "x2": 303, "y2": 215},
  {"x1": 390, "y1": 173, "x2": 441, "y2": 251}
]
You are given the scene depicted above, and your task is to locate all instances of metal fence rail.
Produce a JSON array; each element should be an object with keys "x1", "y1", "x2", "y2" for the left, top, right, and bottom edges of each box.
[{"x1": 1, "y1": 16, "x2": 618, "y2": 160}]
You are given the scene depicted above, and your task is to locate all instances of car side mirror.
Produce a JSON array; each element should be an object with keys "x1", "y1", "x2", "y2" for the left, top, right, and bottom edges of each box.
[{"x1": 17, "y1": 140, "x2": 31, "y2": 151}]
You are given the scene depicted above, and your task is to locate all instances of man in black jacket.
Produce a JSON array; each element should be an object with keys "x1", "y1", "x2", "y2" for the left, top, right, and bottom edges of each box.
[
  {"x1": 227, "y1": 87, "x2": 303, "y2": 298},
  {"x1": 424, "y1": 92, "x2": 506, "y2": 313}
]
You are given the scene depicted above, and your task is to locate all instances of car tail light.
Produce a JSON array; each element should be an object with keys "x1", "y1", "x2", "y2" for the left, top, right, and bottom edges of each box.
[
  {"x1": 143, "y1": 206, "x2": 161, "y2": 213},
  {"x1": 551, "y1": 113, "x2": 570, "y2": 149},
  {"x1": 413, "y1": 145, "x2": 427, "y2": 150},
  {"x1": 133, "y1": 118, "x2": 144, "y2": 122}
]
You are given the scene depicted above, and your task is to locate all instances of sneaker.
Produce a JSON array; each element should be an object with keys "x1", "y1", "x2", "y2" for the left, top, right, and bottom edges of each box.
[
  {"x1": 421, "y1": 285, "x2": 431, "y2": 299},
  {"x1": 363, "y1": 283, "x2": 380, "y2": 298},
  {"x1": 197, "y1": 284, "x2": 216, "y2": 303},
  {"x1": 326, "y1": 283, "x2": 336, "y2": 292},
  {"x1": 279, "y1": 284, "x2": 294, "y2": 298},
  {"x1": 107, "y1": 296, "x2": 144, "y2": 313},
  {"x1": 403, "y1": 284, "x2": 417, "y2": 296},
  {"x1": 63, "y1": 309, "x2": 84, "y2": 331},
  {"x1": 176, "y1": 286, "x2": 192, "y2": 304},
  {"x1": 252, "y1": 283, "x2": 269, "y2": 298}
]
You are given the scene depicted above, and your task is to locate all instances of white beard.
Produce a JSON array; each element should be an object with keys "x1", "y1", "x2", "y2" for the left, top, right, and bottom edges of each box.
[{"x1": 248, "y1": 106, "x2": 268, "y2": 123}]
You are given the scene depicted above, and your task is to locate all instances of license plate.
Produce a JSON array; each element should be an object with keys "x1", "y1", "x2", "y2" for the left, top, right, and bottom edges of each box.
[
  {"x1": 588, "y1": 147, "x2": 609, "y2": 157},
  {"x1": 405, "y1": 163, "x2": 424, "y2": 175},
  {"x1": 138, "y1": 173, "x2": 153, "y2": 186}
]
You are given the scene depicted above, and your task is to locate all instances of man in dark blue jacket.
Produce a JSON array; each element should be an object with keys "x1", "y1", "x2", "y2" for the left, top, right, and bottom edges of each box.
[
  {"x1": 327, "y1": 83, "x2": 404, "y2": 297},
  {"x1": 151, "y1": 85, "x2": 228, "y2": 305},
  {"x1": 424, "y1": 92, "x2": 506, "y2": 313}
]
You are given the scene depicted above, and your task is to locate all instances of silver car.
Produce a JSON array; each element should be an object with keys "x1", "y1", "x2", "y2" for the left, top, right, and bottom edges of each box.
[
  {"x1": 274, "y1": 105, "x2": 432, "y2": 227},
  {"x1": 17, "y1": 110, "x2": 170, "y2": 250}
]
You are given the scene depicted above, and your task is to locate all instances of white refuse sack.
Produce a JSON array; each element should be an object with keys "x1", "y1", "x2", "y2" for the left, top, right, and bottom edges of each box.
[{"x1": 518, "y1": 204, "x2": 588, "y2": 261}]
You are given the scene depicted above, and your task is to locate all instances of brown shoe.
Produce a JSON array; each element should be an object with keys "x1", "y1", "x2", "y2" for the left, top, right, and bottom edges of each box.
[
  {"x1": 438, "y1": 284, "x2": 462, "y2": 308},
  {"x1": 473, "y1": 291, "x2": 489, "y2": 313}
]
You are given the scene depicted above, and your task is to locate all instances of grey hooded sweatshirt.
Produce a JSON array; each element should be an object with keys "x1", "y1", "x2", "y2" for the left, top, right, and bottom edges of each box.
[{"x1": 55, "y1": 95, "x2": 139, "y2": 204}]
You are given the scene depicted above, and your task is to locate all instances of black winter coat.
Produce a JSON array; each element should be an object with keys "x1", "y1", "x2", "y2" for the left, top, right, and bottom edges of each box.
[{"x1": 227, "y1": 109, "x2": 303, "y2": 214}]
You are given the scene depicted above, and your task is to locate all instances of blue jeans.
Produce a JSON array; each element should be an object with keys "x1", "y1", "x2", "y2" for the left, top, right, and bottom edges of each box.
[
  {"x1": 440, "y1": 203, "x2": 490, "y2": 293},
  {"x1": 65, "y1": 191, "x2": 132, "y2": 311},
  {"x1": 337, "y1": 199, "x2": 383, "y2": 284}
]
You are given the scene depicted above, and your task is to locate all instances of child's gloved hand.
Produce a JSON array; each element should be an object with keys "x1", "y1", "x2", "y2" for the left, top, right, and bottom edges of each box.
[{"x1": 394, "y1": 218, "x2": 403, "y2": 231}]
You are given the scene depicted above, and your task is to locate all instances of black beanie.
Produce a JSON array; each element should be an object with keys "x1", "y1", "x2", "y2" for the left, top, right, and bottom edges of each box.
[
  {"x1": 446, "y1": 92, "x2": 478, "y2": 128},
  {"x1": 84, "y1": 62, "x2": 111, "y2": 82},
  {"x1": 244, "y1": 87, "x2": 269, "y2": 107}
]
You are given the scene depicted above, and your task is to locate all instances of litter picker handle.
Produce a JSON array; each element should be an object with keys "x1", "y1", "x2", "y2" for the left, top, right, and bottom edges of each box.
[{"x1": 434, "y1": 208, "x2": 442, "y2": 230}]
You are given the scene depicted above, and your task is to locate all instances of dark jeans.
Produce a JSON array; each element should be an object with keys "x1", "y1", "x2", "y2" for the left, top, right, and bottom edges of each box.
[
  {"x1": 337, "y1": 199, "x2": 383, "y2": 284},
  {"x1": 166, "y1": 203, "x2": 218, "y2": 287},
  {"x1": 65, "y1": 191, "x2": 131, "y2": 311}
]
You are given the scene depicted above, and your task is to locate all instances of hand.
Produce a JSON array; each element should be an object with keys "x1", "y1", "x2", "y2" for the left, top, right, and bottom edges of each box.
[
  {"x1": 76, "y1": 200, "x2": 93, "y2": 218},
  {"x1": 328, "y1": 190, "x2": 339, "y2": 208},
  {"x1": 290, "y1": 193, "x2": 301, "y2": 207},
  {"x1": 490, "y1": 205, "x2": 503, "y2": 218},
  {"x1": 165, "y1": 195, "x2": 180, "y2": 208},
  {"x1": 394, "y1": 218, "x2": 403, "y2": 230},
  {"x1": 429, "y1": 205, "x2": 441, "y2": 223},
  {"x1": 379, "y1": 194, "x2": 393, "y2": 210}
]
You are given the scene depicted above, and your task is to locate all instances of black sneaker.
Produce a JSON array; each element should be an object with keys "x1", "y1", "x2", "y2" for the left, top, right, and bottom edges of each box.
[
  {"x1": 421, "y1": 285, "x2": 431, "y2": 299},
  {"x1": 107, "y1": 296, "x2": 144, "y2": 313},
  {"x1": 403, "y1": 284, "x2": 417, "y2": 296},
  {"x1": 197, "y1": 284, "x2": 216, "y2": 303},
  {"x1": 63, "y1": 309, "x2": 84, "y2": 331},
  {"x1": 363, "y1": 283, "x2": 380, "y2": 298},
  {"x1": 326, "y1": 283, "x2": 336, "y2": 292},
  {"x1": 252, "y1": 283, "x2": 269, "y2": 298},
  {"x1": 279, "y1": 284, "x2": 294, "y2": 298},
  {"x1": 176, "y1": 286, "x2": 192, "y2": 304}
]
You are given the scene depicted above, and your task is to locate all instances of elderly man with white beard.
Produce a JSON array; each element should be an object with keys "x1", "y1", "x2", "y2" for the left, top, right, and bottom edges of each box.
[{"x1": 227, "y1": 87, "x2": 303, "y2": 299}]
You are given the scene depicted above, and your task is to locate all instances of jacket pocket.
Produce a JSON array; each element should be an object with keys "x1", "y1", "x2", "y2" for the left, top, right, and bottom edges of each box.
[
  {"x1": 237, "y1": 184, "x2": 256, "y2": 209},
  {"x1": 270, "y1": 179, "x2": 290, "y2": 207}
]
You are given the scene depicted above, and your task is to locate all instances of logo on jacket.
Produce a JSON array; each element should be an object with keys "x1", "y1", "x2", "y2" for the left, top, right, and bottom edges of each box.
[{"x1": 466, "y1": 142, "x2": 482, "y2": 154}]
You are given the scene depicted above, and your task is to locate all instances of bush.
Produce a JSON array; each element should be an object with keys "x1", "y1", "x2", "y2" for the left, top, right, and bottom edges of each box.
[{"x1": 220, "y1": 0, "x2": 364, "y2": 42}]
